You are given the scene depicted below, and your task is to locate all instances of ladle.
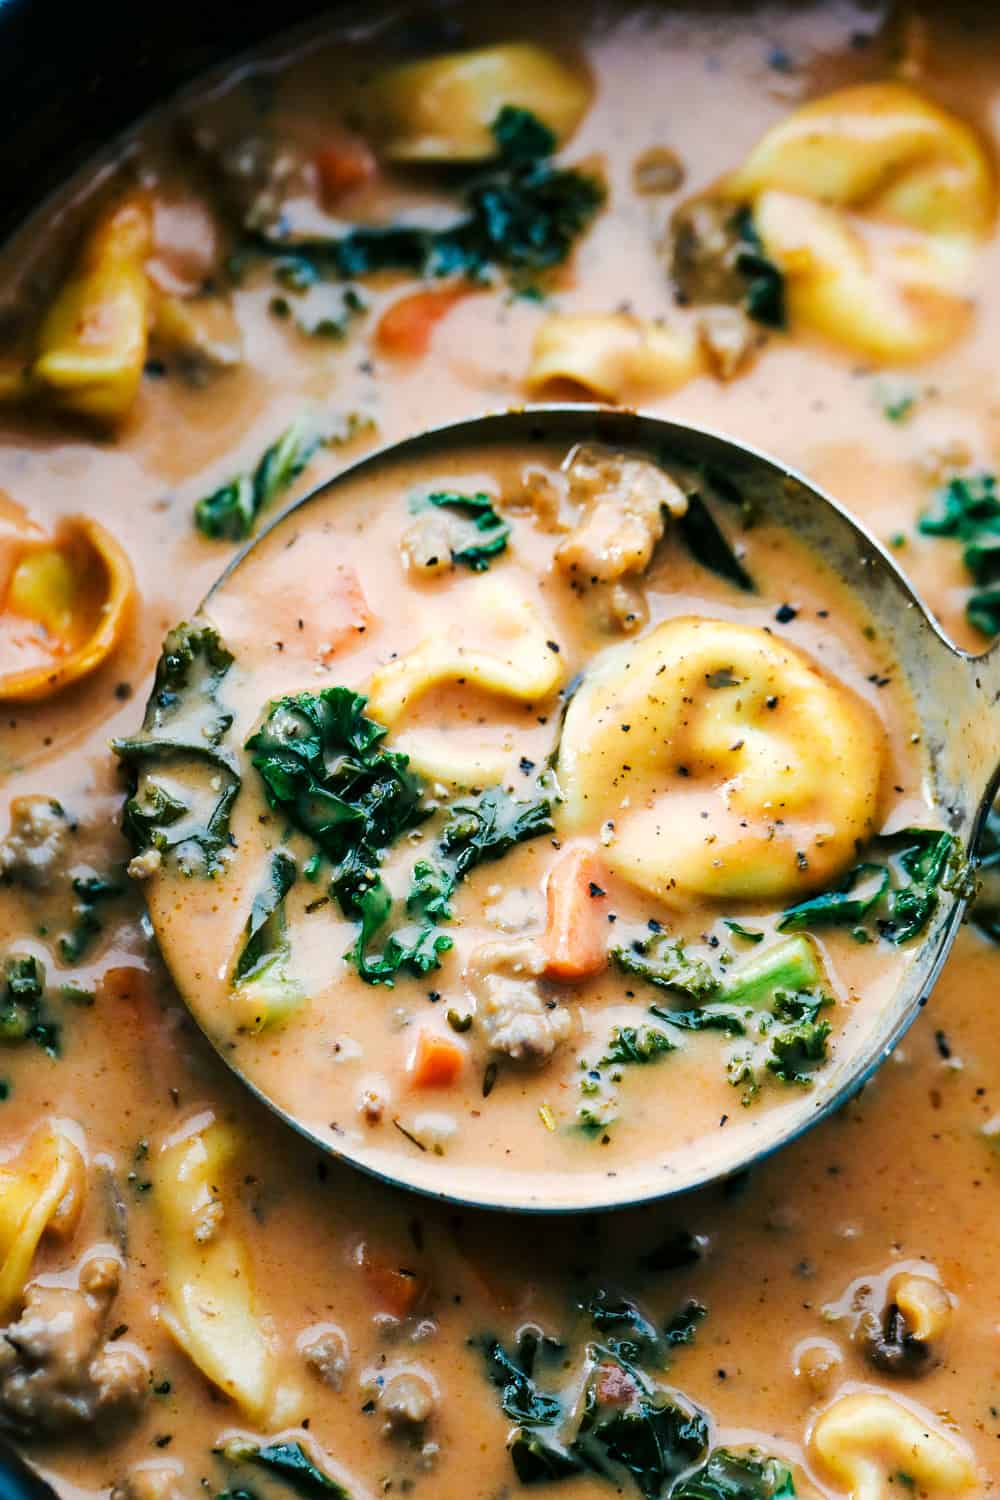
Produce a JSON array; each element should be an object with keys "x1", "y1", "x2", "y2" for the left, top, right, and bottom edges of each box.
[{"x1": 144, "y1": 405, "x2": 1000, "y2": 1212}]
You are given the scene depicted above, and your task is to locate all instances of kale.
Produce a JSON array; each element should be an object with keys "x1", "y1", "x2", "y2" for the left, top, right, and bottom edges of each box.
[
  {"x1": 723, "y1": 921, "x2": 764, "y2": 944},
  {"x1": 247, "y1": 687, "x2": 425, "y2": 929},
  {"x1": 726, "y1": 990, "x2": 832, "y2": 1099},
  {"x1": 918, "y1": 471, "x2": 1000, "y2": 636},
  {"x1": 58, "y1": 870, "x2": 123, "y2": 963},
  {"x1": 195, "y1": 416, "x2": 326, "y2": 541},
  {"x1": 778, "y1": 829, "x2": 960, "y2": 945},
  {"x1": 358, "y1": 785, "x2": 552, "y2": 982},
  {"x1": 114, "y1": 624, "x2": 240, "y2": 876},
  {"x1": 776, "y1": 863, "x2": 889, "y2": 933},
  {"x1": 578, "y1": 1026, "x2": 677, "y2": 1134},
  {"x1": 234, "y1": 850, "x2": 297, "y2": 983},
  {"x1": 573, "y1": 1363, "x2": 709, "y2": 1500},
  {"x1": 415, "y1": 490, "x2": 511, "y2": 571},
  {"x1": 731, "y1": 209, "x2": 786, "y2": 329},
  {"x1": 247, "y1": 687, "x2": 551, "y2": 983},
  {"x1": 253, "y1": 108, "x2": 603, "y2": 286},
  {"x1": 601, "y1": 1025, "x2": 677, "y2": 1068},
  {"x1": 612, "y1": 934, "x2": 719, "y2": 1001},
  {"x1": 509, "y1": 1431, "x2": 583, "y2": 1484},
  {"x1": 218, "y1": 1439, "x2": 351, "y2": 1500},
  {"x1": 663, "y1": 1300, "x2": 707, "y2": 1348},
  {"x1": 676, "y1": 493, "x2": 755, "y2": 593},
  {"x1": 481, "y1": 1330, "x2": 563, "y2": 1427},
  {"x1": 673, "y1": 1448, "x2": 796, "y2": 1500},
  {"x1": 269, "y1": 283, "x2": 366, "y2": 339},
  {"x1": 584, "y1": 1291, "x2": 665, "y2": 1366},
  {"x1": 0, "y1": 956, "x2": 59, "y2": 1056}
]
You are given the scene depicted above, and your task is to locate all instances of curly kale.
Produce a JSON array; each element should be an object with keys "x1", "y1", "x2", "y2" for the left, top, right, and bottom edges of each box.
[
  {"x1": 247, "y1": 687, "x2": 551, "y2": 984},
  {"x1": 114, "y1": 623, "x2": 240, "y2": 876}
]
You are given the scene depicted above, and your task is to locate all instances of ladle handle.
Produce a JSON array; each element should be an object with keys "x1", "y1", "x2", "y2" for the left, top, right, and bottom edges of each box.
[{"x1": 969, "y1": 639, "x2": 1000, "y2": 812}]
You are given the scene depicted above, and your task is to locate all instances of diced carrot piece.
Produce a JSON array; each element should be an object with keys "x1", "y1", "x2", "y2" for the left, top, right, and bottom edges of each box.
[
  {"x1": 359, "y1": 1245, "x2": 429, "y2": 1318},
  {"x1": 375, "y1": 285, "x2": 468, "y2": 358},
  {"x1": 315, "y1": 140, "x2": 376, "y2": 203},
  {"x1": 542, "y1": 841, "x2": 609, "y2": 982},
  {"x1": 409, "y1": 1031, "x2": 465, "y2": 1089}
]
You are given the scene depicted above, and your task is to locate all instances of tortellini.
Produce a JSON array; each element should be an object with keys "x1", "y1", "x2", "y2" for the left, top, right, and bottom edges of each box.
[
  {"x1": 556, "y1": 616, "x2": 884, "y2": 904},
  {"x1": 154, "y1": 1114, "x2": 282, "y2": 1423},
  {"x1": 0, "y1": 1122, "x2": 86, "y2": 1318},
  {"x1": 527, "y1": 313, "x2": 703, "y2": 401},
  {"x1": 366, "y1": 580, "x2": 564, "y2": 784},
  {"x1": 33, "y1": 195, "x2": 154, "y2": 422},
  {"x1": 0, "y1": 515, "x2": 135, "y2": 701},
  {"x1": 719, "y1": 82, "x2": 995, "y2": 361},
  {"x1": 812, "y1": 1391, "x2": 977, "y2": 1499},
  {"x1": 357, "y1": 43, "x2": 590, "y2": 161}
]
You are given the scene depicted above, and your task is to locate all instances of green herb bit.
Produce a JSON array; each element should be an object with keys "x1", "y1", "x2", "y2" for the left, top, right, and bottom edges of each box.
[
  {"x1": 601, "y1": 1025, "x2": 676, "y2": 1067},
  {"x1": 663, "y1": 1299, "x2": 707, "y2": 1348},
  {"x1": 673, "y1": 1446, "x2": 797, "y2": 1500},
  {"x1": 731, "y1": 208, "x2": 786, "y2": 329},
  {"x1": 723, "y1": 920, "x2": 764, "y2": 944},
  {"x1": 218, "y1": 1438, "x2": 352, "y2": 1500},
  {"x1": 611, "y1": 933, "x2": 719, "y2": 1000},
  {"x1": 269, "y1": 283, "x2": 367, "y2": 339},
  {"x1": 0, "y1": 956, "x2": 60, "y2": 1056},
  {"x1": 418, "y1": 490, "x2": 511, "y2": 571},
  {"x1": 967, "y1": 587, "x2": 1000, "y2": 637},
  {"x1": 252, "y1": 107, "x2": 604, "y2": 286},
  {"x1": 917, "y1": 472, "x2": 1000, "y2": 636},
  {"x1": 114, "y1": 624, "x2": 239, "y2": 876},
  {"x1": 58, "y1": 870, "x2": 123, "y2": 964},
  {"x1": 195, "y1": 415, "x2": 327, "y2": 542},
  {"x1": 231, "y1": 850, "x2": 303, "y2": 1028}
]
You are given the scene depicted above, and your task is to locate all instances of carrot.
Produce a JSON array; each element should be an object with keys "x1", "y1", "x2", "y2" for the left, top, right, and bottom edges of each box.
[
  {"x1": 541, "y1": 840, "x2": 609, "y2": 982},
  {"x1": 359, "y1": 1245, "x2": 429, "y2": 1318},
  {"x1": 375, "y1": 285, "x2": 468, "y2": 358},
  {"x1": 314, "y1": 140, "x2": 375, "y2": 203},
  {"x1": 409, "y1": 1030, "x2": 465, "y2": 1089}
]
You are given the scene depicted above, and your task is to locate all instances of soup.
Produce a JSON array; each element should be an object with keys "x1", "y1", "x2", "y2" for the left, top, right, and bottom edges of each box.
[
  {"x1": 0, "y1": 3, "x2": 997, "y2": 1498},
  {"x1": 135, "y1": 427, "x2": 936, "y2": 1205}
]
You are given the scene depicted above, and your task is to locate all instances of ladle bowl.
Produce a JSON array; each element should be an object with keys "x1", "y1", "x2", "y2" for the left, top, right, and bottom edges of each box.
[{"x1": 156, "y1": 405, "x2": 1000, "y2": 1212}]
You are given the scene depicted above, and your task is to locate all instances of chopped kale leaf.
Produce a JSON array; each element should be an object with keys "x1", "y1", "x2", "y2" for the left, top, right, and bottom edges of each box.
[
  {"x1": 918, "y1": 471, "x2": 1000, "y2": 636},
  {"x1": 611, "y1": 934, "x2": 719, "y2": 1001},
  {"x1": 481, "y1": 1330, "x2": 563, "y2": 1427},
  {"x1": 417, "y1": 491, "x2": 511, "y2": 571},
  {"x1": 663, "y1": 1300, "x2": 707, "y2": 1349},
  {"x1": 252, "y1": 108, "x2": 603, "y2": 286},
  {"x1": 247, "y1": 688, "x2": 551, "y2": 984},
  {"x1": 195, "y1": 415, "x2": 326, "y2": 542},
  {"x1": 778, "y1": 829, "x2": 960, "y2": 945},
  {"x1": 601, "y1": 1025, "x2": 677, "y2": 1068},
  {"x1": 114, "y1": 624, "x2": 240, "y2": 876},
  {"x1": 673, "y1": 1447, "x2": 797, "y2": 1500},
  {"x1": 972, "y1": 805, "x2": 1000, "y2": 943},
  {"x1": 0, "y1": 956, "x2": 60, "y2": 1056},
  {"x1": 58, "y1": 870, "x2": 123, "y2": 963},
  {"x1": 218, "y1": 1439, "x2": 351, "y2": 1500}
]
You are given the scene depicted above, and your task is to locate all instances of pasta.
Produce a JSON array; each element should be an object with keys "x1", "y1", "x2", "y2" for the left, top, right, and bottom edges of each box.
[{"x1": 811, "y1": 1390, "x2": 977, "y2": 1498}]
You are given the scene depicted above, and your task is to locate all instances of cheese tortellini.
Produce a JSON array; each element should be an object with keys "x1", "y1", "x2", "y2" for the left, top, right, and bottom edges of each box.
[
  {"x1": 154, "y1": 1114, "x2": 287, "y2": 1423},
  {"x1": 367, "y1": 580, "x2": 564, "y2": 784},
  {"x1": 719, "y1": 82, "x2": 995, "y2": 361},
  {"x1": 812, "y1": 1391, "x2": 977, "y2": 1499},
  {"x1": 556, "y1": 616, "x2": 884, "y2": 904},
  {"x1": 527, "y1": 313, "x2": 703, "y2": 401},
  {"x1": 0, "y1": 1122, "x2": 85, "y2": 1318},
  {"x1": 357, "y1": 43, "x2": 590, "y2": 162}
]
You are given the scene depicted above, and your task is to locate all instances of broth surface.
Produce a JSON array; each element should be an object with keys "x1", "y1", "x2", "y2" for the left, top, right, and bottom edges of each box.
[{"x1": 0, "y1": 4, "x2": 998, "y2": 1498}]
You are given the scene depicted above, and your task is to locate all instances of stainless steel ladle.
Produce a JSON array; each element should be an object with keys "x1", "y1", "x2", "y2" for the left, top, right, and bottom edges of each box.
[{"x1": 163, "y1": 404, "x2": 1000, "y2": 1212}]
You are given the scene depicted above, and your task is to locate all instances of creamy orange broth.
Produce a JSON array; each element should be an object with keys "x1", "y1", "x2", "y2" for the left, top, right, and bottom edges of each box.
[
  {"x1": 137, "y1": 435, "x2": 928, "y2": 1206},
  {"x1": 0, "y1": 3, "x2": 997, "y2": 1498}
]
